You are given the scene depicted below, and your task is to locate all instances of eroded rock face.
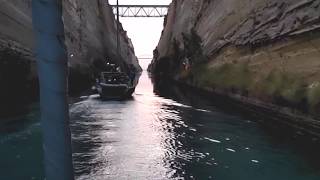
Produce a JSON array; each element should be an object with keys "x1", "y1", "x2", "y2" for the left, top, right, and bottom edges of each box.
[
  {"x1": 150, "y1": 0, "x2": 320, "y2": 115},
  {"x1": 0, "y1": 0, "x2": 140, "y2": 117}
]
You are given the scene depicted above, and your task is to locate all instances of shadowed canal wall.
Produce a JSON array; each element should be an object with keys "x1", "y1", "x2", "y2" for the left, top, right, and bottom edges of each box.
[
  {"x1": 149, "y1": 0, "x2": 320, "y2": 131},
  {"x1": 0, "y1": 0, "x2": 141, "y2": 117}
]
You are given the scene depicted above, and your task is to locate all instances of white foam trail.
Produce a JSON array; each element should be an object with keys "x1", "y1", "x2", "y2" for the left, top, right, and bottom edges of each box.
[
  {"x1": 226, "y1": 148, "x2": 236, "y2": 152},
  {"x1": 204, "y1": 137, "x2": 221, "y2": 143}
]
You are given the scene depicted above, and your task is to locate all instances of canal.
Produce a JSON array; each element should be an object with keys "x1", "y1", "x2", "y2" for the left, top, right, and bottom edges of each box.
[{"x1": 1, "y1": 61, "x2": 320, "y2": 180}]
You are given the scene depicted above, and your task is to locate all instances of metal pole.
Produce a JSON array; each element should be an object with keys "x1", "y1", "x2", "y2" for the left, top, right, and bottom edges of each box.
[
  {"x1": 116, "y1": 0, "x2": 120, "y2": 57},
  {"x1": 32, "y1": 0, "x2": 74, "y2": 179}
]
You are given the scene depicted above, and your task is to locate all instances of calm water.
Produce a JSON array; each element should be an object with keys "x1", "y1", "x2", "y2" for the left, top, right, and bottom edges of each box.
[{"x1": 1, "y1": 62, "x2": 320, "y2": 179}]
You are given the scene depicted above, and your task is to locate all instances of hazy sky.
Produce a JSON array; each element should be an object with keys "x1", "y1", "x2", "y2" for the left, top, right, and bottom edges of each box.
[{"x1": 108, "y1": 0, "x2": 172, "y2": 58}]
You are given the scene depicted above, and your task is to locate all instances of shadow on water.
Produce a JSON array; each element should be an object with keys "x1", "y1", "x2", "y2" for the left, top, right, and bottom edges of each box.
[
  {"x1": 0, "y1": 104, "x2": 44, "y2": 180},
  {"x1": 152, "y1": 76, "x2": 320, "y2": 178}
]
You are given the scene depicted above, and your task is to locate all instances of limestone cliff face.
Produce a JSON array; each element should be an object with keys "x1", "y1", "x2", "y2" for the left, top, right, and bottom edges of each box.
[
  {"x1": 150, "y1": 0, "x2": 320, "y2": 116},
  {"x1": 0, "y1": 0, "x2": 140, "y2": 117}
]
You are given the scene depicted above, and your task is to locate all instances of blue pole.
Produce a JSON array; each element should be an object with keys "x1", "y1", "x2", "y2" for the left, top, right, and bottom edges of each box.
[{"x1": 32, "y1": 0, "x2": 74, "y2": 179}]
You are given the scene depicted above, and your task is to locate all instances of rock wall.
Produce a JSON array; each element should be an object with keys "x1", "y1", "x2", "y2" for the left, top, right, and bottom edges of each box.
[
  {"x1": 0, "y1": 0, "x2": 140, "y2": 117},
  {"x1": 150, "y1": 0, "x2": 320, "y2": 117}
]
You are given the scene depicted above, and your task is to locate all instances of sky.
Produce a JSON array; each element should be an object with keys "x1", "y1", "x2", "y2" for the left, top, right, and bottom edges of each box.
[{"x1": 108, "y1": 0, "x2": 172, "y2": 58}]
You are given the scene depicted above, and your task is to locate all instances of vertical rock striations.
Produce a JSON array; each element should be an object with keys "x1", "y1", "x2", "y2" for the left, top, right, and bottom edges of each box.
[
  {"x1": 0, "y1": 0, "x2": 140, "y2": 117},
  {"x1": 150, "y1": 0, "x2": 320, "y2": 117}
]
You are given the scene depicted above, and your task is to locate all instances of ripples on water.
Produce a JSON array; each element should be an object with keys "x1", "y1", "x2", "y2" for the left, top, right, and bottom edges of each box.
[
  {"x1": 70, "y1": 69, "x2": 320, "y2": 180},
  {"x1": 0, "y1": 105, "x2": 43, "y2": 179},
  {"x1": 1, "y1": 64, "x2": 320, "y2": 179}
]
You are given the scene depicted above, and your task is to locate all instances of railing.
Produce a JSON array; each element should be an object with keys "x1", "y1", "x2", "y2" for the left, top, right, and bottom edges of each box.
[{"x1": 110, "y1": 5, "x2": 169, "y2": 17}]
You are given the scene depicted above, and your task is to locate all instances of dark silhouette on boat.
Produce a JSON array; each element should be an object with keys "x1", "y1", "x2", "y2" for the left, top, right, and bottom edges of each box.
[{"x1": 96, "y1": 71, "x2": 139, "y2": 100}]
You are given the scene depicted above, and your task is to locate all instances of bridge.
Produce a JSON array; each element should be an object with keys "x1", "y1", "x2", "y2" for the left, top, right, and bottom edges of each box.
[{"x1": 110, "y1": 5, "x2": 169, "y2": 17}]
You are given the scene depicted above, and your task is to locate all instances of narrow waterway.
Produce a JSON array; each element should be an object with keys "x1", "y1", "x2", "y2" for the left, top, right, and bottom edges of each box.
[{"x1": 1, "y1": 61, "x2": 320, "y2": 179}]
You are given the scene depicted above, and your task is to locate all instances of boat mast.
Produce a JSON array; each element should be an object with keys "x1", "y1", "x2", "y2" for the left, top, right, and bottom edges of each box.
[{"x1": 116, "y1": 0, "x2": 120, "y2": 57}]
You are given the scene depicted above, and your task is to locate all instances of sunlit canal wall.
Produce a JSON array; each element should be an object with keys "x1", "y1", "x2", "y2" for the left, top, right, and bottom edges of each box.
[{"x1": 149, "y1": 0, "x2": 320, "y2": 130}]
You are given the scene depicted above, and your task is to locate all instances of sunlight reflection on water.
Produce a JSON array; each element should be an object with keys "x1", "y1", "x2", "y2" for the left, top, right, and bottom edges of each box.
[{"x1": 70, "y1": 70, "x2": 320, "y2": 180}]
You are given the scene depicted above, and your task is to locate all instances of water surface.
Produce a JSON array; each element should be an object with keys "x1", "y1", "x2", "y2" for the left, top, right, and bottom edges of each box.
[
  {"x1": 1, "y1": 62, "x2": 320, "y2": 180},
  {"x1": 71, "y1": 63, "x2": 320, "y2": 180}
]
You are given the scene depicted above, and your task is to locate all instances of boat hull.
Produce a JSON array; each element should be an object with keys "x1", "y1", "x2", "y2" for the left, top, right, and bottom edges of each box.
[{"x1": 97, "y1": 83, "x2": 133, "y2": 99}]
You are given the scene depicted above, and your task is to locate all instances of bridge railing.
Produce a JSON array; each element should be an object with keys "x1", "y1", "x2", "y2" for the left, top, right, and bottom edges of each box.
[{"x1": 110, "y1": 5, "x2": 169, "y2": 17}]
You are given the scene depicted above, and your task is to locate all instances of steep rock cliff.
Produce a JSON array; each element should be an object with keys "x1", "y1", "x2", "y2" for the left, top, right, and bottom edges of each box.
[
  {"x1": 150, "y1": 0, "x2": 320, "y2": 117},
  {"x1": 0, "y1": 0, "x2": 140, "y2": 117}
]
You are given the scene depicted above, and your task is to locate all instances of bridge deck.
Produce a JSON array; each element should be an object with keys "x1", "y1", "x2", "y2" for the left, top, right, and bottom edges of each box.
[{"x1": 110, "y1": 5, "x2": 169, "y2": 17}]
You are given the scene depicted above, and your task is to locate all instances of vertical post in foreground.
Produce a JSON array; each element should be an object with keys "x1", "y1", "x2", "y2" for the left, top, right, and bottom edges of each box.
[
  {"x1": 116, "y1": 0, "x2": 120, "y2": 56},
  {"x1": 32, "y1": 0, "x2": 74, "y2": 179}
]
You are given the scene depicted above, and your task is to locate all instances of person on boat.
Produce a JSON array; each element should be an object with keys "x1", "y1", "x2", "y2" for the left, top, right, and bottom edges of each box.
[{"x1": 116, "y1": 66, "x2": 121, "y2": 72}]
